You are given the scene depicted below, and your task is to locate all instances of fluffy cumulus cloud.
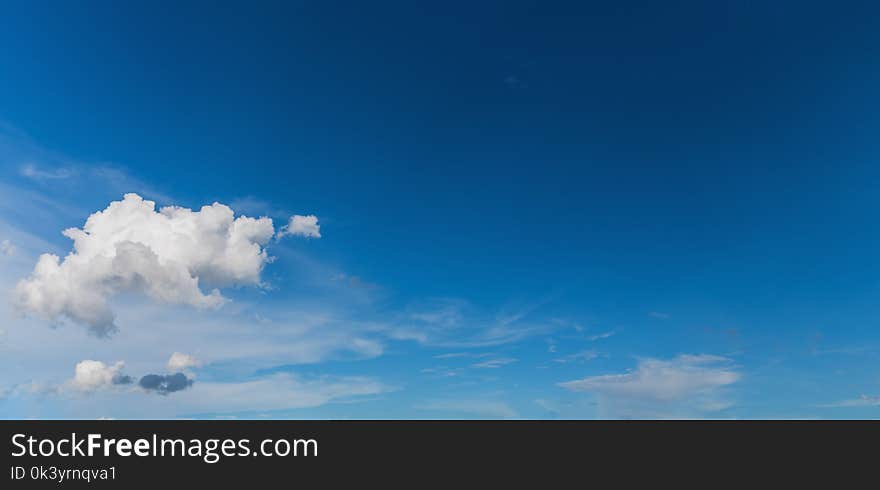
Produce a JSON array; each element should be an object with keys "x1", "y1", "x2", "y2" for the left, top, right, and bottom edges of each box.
[
  {"x1": 278, "y1": 214, "x2": 320, "y2": 239},
  {"x1": 139, "y1": 373, "x2": 193, "y2": 395},
  {"x1": 70, "y1": 360, "x2": 132, "y2": 391},
  {"x1": 64, "y1": 360, "x2": 194, "y2": 396},
  {"x1": 167, "y1": 352, "x2": 201, "y2": 372},
  {"x1": 14, "y1": 193, "x2": 280, "y2": 335},
  {"x1": 559, "y1": 354, "x2": 740, "y2": 418}
]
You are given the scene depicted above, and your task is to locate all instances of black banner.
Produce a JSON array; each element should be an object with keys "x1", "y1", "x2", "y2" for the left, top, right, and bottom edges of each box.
[{"x1": 1, "y1": 421, "x2": 874, "y2": 487}]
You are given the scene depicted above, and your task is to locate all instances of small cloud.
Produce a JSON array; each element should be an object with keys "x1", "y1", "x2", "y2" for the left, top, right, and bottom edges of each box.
[
  {"x1": 277, "y1": 214, "x2": 321, "y2": 239},
  {"x1": 330, "y1": 273, "x2": 377, "y2": 290},
  {"x1": 649, "y1": 312, "x2": 670, "y2": 319},
  {"x1": 554, "y1": 350, "x2": 600, "y2": 364},
  {"x1": 471, "y1": 358, "x2": 517, "y2": 369},
  {"x1": 559, "y1": 354, "x2": 739, "y2": 418},
  {"x1": 586, "y1": 330, "x2": 615, "y2": 341},
  {"x1": 20, "y1": 163, "x2": 76, "y2": 180},
  {"x1": 411, "y1": 301, "x2": 464, "y2": 328},
  {"x1": 416, "y1": 399, "x2": 518, "y2": 419},
  {"x1": 420, "y1": 366, "x2": 463, "y2": 378},
  {"x1": 433, "y1": 352, "x2": 492, "y2": 359},
  {"x1": 167, "y1": 352, "x2": 201, "y2": 372},
  {"x1": 70, "y1": 360, "x2": 132, "y2": 392},
  {"x1": 6, "y1": 380, "x2": 61, "y2": 398},
  {"x1": 0, "y1": 239, "x2": 14, "y2": 256},
  {"x1": 186, "y1": 373, "x2": 392, "y2": 413},
  {"x1": 139, "y1": 373, "x2": 194, "y2": 395},
  {"x1": 702, "y1": 326, "x2": 740, "y2": 340},
  {"x1": 820, "y1": 394, "x2": 880, "y2": 408}
]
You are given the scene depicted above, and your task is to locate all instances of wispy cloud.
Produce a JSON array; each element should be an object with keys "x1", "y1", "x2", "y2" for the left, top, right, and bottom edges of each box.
[
  {"x1": 415, "y1": 399, "x2": 518, "y2": 419},
  {"x1": 398, "y1": 298, "x2": 559, "y2": 348},
  {"x1": 410, "y1": 299, "x2": 465, "y2": 328},
  {"x1": 471, "y1": 357, "x2": 517, "y2": 369},
  {"x1": 559, "y1": 354, "x2": 740, "y2": 418},
  {"x1": 586, "y1": 331, "x2": 615, "y2": 341},
  {"x1": 819, "y1": 394, "x2": 880, "y2": 408},
  {"x1": 420, "y1": 366, "x2": 464, "y2": 378},
  {"x1": 20, "y1": 163, "x2": 76, "y2": 180},
  {"x1": 433, "y1": 352, "x2": 493, "y2": 359},
  {"x1": 553, "y1": 350, "x2": 600, "y2": 364}
]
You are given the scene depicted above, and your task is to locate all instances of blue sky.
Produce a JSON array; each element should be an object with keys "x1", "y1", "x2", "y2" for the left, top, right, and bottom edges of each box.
[{"x1": 1, "y1": 1, "x2": 880, "y2": 419}]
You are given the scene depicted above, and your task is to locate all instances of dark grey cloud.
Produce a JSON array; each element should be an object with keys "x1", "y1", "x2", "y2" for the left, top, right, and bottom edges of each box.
[
  {"x1": 112, "y1": 374, "x2": 133, "y2": 385},
  {"x1": 138, "y1": 372, "x2": 193, "y2": 395}
]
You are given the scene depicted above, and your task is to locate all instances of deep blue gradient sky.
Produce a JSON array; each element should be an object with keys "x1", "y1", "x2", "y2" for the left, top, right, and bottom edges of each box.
[{"x1": 1, "y1": 1, "x2": 880, "y2": 418}]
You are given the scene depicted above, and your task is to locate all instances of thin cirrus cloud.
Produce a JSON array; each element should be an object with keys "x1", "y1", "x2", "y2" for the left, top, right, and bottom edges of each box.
[
  {"x1": 176, "y1": 373, "x2": 392, "y2": 416},
  {"x1": 819, "y1": 395, "x2": 880, "y2": 408},
  {"x1": 415, "y1": 399, "x2": 519, "y2": 419},
  {"x1": 20, "y1": 163, "x2": 77, "y2": 180},
  {"x1": 14, "y1": 193, "x2": 318, "y2": 336},
  {"x1": 471, "y1": 358, "x2": 518, "y2": 369},
  {"x1": 54, "y1": 362, "x2": 389, "y2": 417},
  {"x1": 390, "y1": 298, "x2": 557, "y2": 349},
  {"x1": 553, "y1": 350, "x2": 600, "y2": 364},
  {"x1": 559, "y1": 354, "x2": 740, "y2": 418},
  {"x1": 586, "y1": 331, "x2": 615, "y2": 341}
]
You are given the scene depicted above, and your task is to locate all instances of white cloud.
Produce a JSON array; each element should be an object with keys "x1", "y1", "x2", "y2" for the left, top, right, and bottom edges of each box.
[
  {"x1": 471, "y1": 357, "x2": 518, "y2": 369},
  {"x1": 560, "y1": 354, "x2": 738, "y2": 401},
  {"x1": 820, "y1": 394, "x2": 880, "y2": 408},
  {"x1": 277, "y1": 214, "x2": 320, "y2": 239},
  {"x1": 15, "y1": 193, "x2": 278, "y2": 335},
  {"x1": 433, "y1": 352, "x2": 492, "y2": 359},
  {"x1": 399, "y1": 301, "x2": 553, "y2": 348},
  {"x1": 182, "y1": 373, "x2": 387, "y2": 414},
  {"x1": 553, "y1": 350, "x2": 600, "y2": 363},
  {"x1": 8, "y1": 368, "x2": 390, "y2": 418},
  {"x1": 415, "y1": 399, "x2": 519, "y2": 419},
  {"x1": 70, "y1": 360, "x2": 132, "y2": 391},
  {"x1": 0, "y1": 239, "x2": 13, "y2": 256},
  {"x1": 167, "y1": 352, "x2": 201, "y2": 372},
  {"x1": 586, "y1": 330, "x2": 615, "y2": 341},
  {"x1": 20, "y1": 163, "x2": 76, "y2": 180},
  {"x1": 411, "y1": 302, "x2": 463, "y2": 328},
  {"x1": 559, "y1": 354, "x2": 739, "y2": 418}
]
